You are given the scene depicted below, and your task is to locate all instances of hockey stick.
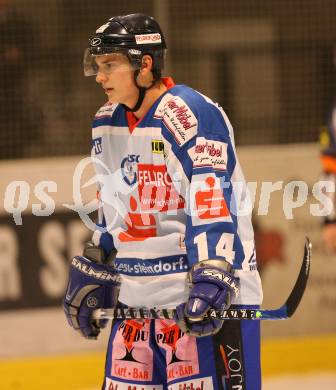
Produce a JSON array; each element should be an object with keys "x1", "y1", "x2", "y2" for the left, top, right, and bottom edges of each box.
[{"x1": 92, "y1": 238, "x2": 311, "y2": 321}]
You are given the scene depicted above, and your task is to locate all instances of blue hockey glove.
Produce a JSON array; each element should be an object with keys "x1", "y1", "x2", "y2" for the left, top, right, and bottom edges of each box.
[
  {"x1": 63, "y1": 253, "x2": 120, "y2": 339},
  {"x1": 175, "y1": 260, "x2": 239, "y2": 337}
]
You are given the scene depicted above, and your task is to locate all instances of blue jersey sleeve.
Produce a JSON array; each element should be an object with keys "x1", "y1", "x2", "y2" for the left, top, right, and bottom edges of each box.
[
  {"x1": 161, "y1": 88, "x2": 256, "y2": 270},
  {"x1": 91, "y1": 191, "x2": 116, "y2": 259}
]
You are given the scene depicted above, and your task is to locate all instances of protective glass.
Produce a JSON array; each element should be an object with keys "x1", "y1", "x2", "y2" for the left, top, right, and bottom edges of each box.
[{"x1": 83, "y1": 48, "x2": 141, "y2": 77}]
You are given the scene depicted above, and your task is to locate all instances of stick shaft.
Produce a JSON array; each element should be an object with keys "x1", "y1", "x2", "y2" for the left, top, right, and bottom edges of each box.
[
  {"x1": 92, "y1": 238, "x2": 311, "y2": 322},
  {"x1": 93, "y1": 307, "x2": 290, "y2": 321}
]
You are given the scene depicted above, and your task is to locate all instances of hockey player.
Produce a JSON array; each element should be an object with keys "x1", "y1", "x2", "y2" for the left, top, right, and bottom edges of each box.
[
  {"x1": 320, "y1": 103, "x2": 336, "y2": 253},
  {"x1": 63, "y1": 13, "x2": 263, "y2": 390}
]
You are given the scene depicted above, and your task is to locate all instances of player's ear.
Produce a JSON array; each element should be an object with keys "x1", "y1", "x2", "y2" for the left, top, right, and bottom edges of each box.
[{"x1": 140, "y1": 54, "x2": 154, "y2": 74}]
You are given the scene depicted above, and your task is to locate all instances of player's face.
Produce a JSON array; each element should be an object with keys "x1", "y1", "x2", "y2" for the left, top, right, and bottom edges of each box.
[{"x1": 95, "y1": 54, "x2": 138, "y2": 105}]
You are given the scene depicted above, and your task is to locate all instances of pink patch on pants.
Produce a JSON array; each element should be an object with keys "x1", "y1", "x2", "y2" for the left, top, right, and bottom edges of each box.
[
  {"x1": 155, "y1": 320, "x2": 200, "y2": 381},
  {"x1": 111, "y1": 319, "x2": 153, "y2": 382}
]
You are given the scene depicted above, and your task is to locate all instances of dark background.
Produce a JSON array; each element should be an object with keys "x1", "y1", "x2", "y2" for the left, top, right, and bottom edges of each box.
[{"x1": 1, "y1": 0, "x2": 336, "y2": 159}]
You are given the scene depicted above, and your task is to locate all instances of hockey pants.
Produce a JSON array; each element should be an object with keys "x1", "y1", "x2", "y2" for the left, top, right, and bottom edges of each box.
[{"x1": 102, "y1": 305, "x2": 261, "y2": 390}]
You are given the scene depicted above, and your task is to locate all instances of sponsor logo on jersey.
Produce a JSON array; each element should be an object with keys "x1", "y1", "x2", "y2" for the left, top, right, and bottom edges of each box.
[
  {"x1": 162, "y1": 96, "x2": 197, "y2": 146},
  {"x1": 135, "y1": 33, "x2": 162, "y2": 44},
  {"x1": 151, "y1": 139, "x2": 164, "y2": 154},
  {"x1": 115, "y1": 255, "x2": 189, "y2": 276},
  {"x1": 167, "y1": 377, "x2": 213, "y2": 390},
  {"x1": 121, "y1": 154, "x2": 140, "y2": 185},
  {"x1": 195, "y1": 176, "x2": 230, "y2": 219},
  {"x1": 137, "y1": 164, "x2": 185, "y2": 211},
  {"x1": 154, "y1": 93, "x2": 174, "y2": 119},
  {"x1": 95, "y1": 103, "x2": 117, "y2": 119},
  {"x1": 190, "y1": 137, "x2": 228, "y2": 171},
  {"x1": 92, "y1": 137, "x2": 102, "y2": 154},
  {"x1": 191, "y1": 175, "x2": 232, "y2": 226},
  {"x1": 118, "y1": 195, "x2": 157, "y2": 242}
]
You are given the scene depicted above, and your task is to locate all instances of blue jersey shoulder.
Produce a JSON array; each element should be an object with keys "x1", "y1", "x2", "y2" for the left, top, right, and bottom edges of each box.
[
  {"x1": 167, "y1": 84, "x2": 232, "y2": 140},
  {"x1": 92, "y1": 103, "x2": 126, "y2": 129}
]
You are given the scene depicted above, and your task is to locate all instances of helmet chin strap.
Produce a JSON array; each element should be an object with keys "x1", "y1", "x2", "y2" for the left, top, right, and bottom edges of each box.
[{"x1": 122, "y1": 69, "x2": 157, "y2": 112}]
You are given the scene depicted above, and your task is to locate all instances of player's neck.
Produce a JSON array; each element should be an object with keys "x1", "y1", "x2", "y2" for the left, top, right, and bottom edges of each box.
[{"x1": 132, "y1": 81, "x2": 167, "y2": 119}]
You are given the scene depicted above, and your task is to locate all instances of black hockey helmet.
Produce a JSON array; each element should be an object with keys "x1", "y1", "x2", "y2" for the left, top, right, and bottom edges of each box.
[{"x1": 84, "y1": 13, "x2": 167, "y2": 80}]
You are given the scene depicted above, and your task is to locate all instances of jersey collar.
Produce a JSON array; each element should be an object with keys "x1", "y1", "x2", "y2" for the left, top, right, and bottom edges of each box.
[{"x1": 126, "y1": 77, "x2": 175, "y2": 133}]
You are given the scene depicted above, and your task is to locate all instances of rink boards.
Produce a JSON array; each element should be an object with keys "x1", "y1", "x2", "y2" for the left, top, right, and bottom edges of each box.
[
  {"x1": 0, "y1": 333, "x2": 335, "y2": 389},
  {"x1": 0, "y1": 143, "x2": 336, "y2": 388}
]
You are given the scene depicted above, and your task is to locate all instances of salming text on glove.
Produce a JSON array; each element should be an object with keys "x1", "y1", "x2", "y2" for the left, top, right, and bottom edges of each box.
[
  {"x1": 63, "y1": 254, "x2": 120, "y2": 339},
  {"x1": 175, "y1": 259, "x2": 239, "y2": 337}
]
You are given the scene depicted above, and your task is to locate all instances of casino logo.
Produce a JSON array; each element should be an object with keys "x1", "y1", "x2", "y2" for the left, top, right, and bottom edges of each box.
[
  {"x1": 121, "y1": 154, "x2": 140, "y2": 186},
  {"x1": 151, "y1": 139, "x2": 165, "y2": 154}
]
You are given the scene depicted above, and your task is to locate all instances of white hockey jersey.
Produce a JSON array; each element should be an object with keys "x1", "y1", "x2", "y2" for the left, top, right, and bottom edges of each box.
[{"x1": 91, "y1": 77, "x2": 263, "y2": 308}]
